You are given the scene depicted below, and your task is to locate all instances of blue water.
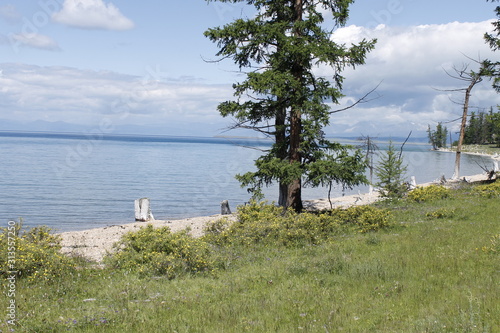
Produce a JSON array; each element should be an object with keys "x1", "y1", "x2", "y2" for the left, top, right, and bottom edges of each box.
[{"x1": 0, "y1": 132, "x2": 492, "y2": 232}]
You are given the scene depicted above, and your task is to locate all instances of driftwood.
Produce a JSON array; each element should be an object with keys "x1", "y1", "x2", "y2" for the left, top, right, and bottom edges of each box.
[
  {"x1": 221, "y1": 200, "x2": 231, "y2": 215},
  {"x1": 409, "y1": 176, "x2": 417, "y2": 190},
  {"x1": 135, "y1": 198, "x2": 154, "y2": 221}
]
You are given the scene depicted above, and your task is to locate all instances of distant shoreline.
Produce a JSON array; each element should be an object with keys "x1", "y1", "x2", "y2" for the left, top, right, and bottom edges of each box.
[
  {"x1": 1, "y1": 129, "x2": 431, "y2": 145},
  {"x1": 436, "y1": 147, "x2": 500, "y2": 162}
]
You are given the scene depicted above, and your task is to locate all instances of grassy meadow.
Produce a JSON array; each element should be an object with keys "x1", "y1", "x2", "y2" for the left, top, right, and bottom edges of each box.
[
  {"x1": 451, "y1": 144, "x2": 500, "y2": 156},
  {"x1": 1, "y1": 182, "x2": 500, "y2": 332}
]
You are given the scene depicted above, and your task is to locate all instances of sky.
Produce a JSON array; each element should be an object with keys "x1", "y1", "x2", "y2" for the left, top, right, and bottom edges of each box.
[{"x1": 0, "y1": 0, "x2": 499, "y2": 138}]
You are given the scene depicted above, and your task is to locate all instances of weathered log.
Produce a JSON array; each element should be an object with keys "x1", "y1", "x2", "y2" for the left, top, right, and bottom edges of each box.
[
  {"x1": 409, "y1": 176, "x2": 417, "y2": 190},
  {"x1": 221, "y1": 200, "x2": 231, "y2": 215},
  {"x1": 135, "y1": 198, "x2": 154, "y2": 221}
]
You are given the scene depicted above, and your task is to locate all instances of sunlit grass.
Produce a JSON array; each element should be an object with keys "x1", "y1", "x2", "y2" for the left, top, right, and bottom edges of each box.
[
  {"x1": 2, "y1": 183, "x2": 499, "y2": 332},
  {"x1": 453, "y1": 143, "x2": 500, "y2": 156}
]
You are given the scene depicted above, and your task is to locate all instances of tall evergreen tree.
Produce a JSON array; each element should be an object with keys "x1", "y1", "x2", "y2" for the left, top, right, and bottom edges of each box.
[
  {"x1": 464, "y1": 112, "x2": 478, "y2": 144},
  {"x1": 484, "y1": 0, "x2": 500, "y2": 91},
  {"x1": 463, "y1": 108, "x2": 498, "y2": 144},
  {"x1": 427, "y1": 123, "x2": 448, "y2": 149},
  {"x1": 205, "y1": 0, "x2": 376, "y2": 211},
  {"x1": 489, "y1": 109, "x2": 500, "y2": 147}
]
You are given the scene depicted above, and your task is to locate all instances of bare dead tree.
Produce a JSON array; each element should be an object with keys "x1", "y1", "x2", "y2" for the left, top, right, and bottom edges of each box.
[
  {"x1": 437, "y1": 63, "x2": 484, "y2": 179},
  {"x1": 357, "y1": 134, "x2": 379, "y2": 194}
]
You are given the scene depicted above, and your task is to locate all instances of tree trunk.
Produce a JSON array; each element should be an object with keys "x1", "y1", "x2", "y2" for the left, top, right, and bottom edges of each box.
[
  {"x1": 285, "y1": 0, "x2": 304, "y2": 212},
  {"x1": 278, "y1": 182, "x2": 288, "y2": 207},
  {"x1": 287, "y1": 108, "x2": 303, "y2": 212},
  {"x1": 452, "y1": 84, "x2": 473, "y2": 180},
  {"x1": 276, "y1": 105, "x2": 288, "y2": 207}
]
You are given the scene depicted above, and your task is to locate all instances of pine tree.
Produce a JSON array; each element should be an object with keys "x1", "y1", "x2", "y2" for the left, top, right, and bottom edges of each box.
[
  {"x1": 464, "y1": 112, "x2": 477, "y2": 144},
  {"x1": 428, "y1": 123, "x2": 448, "y2": 149},
  {"x1": 484, "y1": 1, "x2": 500, "y2": 91},
  {"x1": 489, "y1": 110, "x2": 500, "y2": 147},
  {"x1": 375, "y1": 142, "x2": 408, "y2": 199},
  {"x1": 204, "y1": 0, "x2": 376, "y2": 211}
]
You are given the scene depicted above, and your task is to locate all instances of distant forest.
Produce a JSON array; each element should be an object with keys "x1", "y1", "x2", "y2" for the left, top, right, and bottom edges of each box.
[
  {"x1": 428, "y1": 107, "x2": 500, "y2": 149},
  {"x1": 463, "y1": 107, "x2": 500, "y2": 146}
]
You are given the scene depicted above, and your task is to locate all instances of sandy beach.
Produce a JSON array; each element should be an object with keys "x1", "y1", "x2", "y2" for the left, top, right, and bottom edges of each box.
[
  {"x1": 59, "y1": 214, "x2": 238, "y2": 263},
  {"x1": 59, "y1": 157, "x2": 497, "y2": 264}
]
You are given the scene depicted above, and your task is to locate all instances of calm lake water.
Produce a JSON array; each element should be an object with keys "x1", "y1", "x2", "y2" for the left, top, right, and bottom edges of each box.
[{"x1": 0, "y1": 132, "x2": 491, "y2": 232}]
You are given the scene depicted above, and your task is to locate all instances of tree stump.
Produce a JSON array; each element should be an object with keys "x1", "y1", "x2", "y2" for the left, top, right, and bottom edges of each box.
[
  {"x1": 135, "y1": 198, "x2": 154, "y2": 221},
  {"x1": 221, "y1": 200, "x2": 231, "y2": 215},
  {"x1": 409, "y1": 176, "x2": 417, "y2": 190}
]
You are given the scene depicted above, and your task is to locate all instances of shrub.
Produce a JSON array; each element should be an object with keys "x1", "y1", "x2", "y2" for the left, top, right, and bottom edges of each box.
[
  {"x1": 482, "y1": 234, "x2": 500, "y2": 254},
  {"x1": 408, "y1": 185, "x2": 450, "y2": 202},
  {"x1": 329, "y1": 205, "x2": 395, "y2": 233},
  {"x1": 426, "y1": 208, "x2": 456, "y2": 219},
  {"x1": 202, "y1": 217, "x2": 233, "y2": 246},
  {"x1": 472, "y1": 182, "x2": 500, "y2": 198},
  {"x1": 105, "y1": 225, "x2": 213, "y2": 279},
  {"x1": 0, "y1": 222, "x2": 76, "y2": 282},
  {"x1": 202, "y1": 202, "x2": 394, "y2": 247},
  {"x1": 204, "y1": 202, "x2": 325, "y2": 247}
]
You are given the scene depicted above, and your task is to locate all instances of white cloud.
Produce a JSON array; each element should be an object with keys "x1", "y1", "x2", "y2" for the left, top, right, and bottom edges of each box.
[
  {"x1": 323, "y1": 20, "x2": 500, "y2": 137},
  {"x1": 3, "y1": 20, "x2": 500, "y2": 138},
  {"x1": 10, "y1": 33, "x2": 60, "y2": 51},
  {"x1": 52, "y1": 0, "x2": 134, "y2": 31},
  {"x1": 0, "y1": 4, "x2": 21, "y2": 24},
  {"x1": 0, "y1": 63, "x2": 231, "y2": 134}
]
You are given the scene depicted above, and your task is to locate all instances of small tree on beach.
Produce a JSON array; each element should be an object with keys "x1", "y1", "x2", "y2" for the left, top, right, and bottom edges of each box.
[
  {"x1": 204, "y1": 0, "x2": 376, "y2": 212},
  {"x1": 375, "y1": 141, "x2": 408, "y2": 199}
]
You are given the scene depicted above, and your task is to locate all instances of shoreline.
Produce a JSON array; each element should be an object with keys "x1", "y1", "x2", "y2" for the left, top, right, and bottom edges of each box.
[
  {"x1": 59, "y1": 214, "x2": 238, "y2": 263},
  {"x1": 59, "y1": 170, "x2": 495, "y2": 263},
  {"x1": 436, "y1": 147, "x2": 500, "y2": 161}
]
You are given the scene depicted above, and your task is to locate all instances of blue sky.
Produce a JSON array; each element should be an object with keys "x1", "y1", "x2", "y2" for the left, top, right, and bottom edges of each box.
[{"x1": 0, "y1": 0, "x2": 499, "y2": 137}]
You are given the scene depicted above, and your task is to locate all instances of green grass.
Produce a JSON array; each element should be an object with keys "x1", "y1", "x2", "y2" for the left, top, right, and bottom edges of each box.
[
  {"x1": 452, "y1": 144, "x2": 500, "y2": 156},
  {"x1": 2, "y1": 184, "x2": 500, "y2": 332}
]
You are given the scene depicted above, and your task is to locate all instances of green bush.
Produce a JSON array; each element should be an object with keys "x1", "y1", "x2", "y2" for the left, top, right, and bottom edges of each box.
[
  {"x1": 426, "y1": 208, "x2": 456, "y2": 219},
  {"x1": 203, "y1": 202, "x2": 394, "y2": 247},
  {"x1": 105, "y1": 225, "x2": 214, "y2": 279},
  {"x1": 482, "y1": 234, "x2": 500, "y2": 254},
  {"x1": 408, "y1": 185, "x2": 451, "y2": 202},
  {"x1": 333, "y1": 205, "x2": 395, "y2": 233},
  {"x1": 472, "y1": 182, "x2": 500, "y2": 198},
  {"x1": 0, "y1": 222, "x2": 76, "y2": 282},
  {"x1": 204, "y1": 202, "x2": 326, "y2": 247}
]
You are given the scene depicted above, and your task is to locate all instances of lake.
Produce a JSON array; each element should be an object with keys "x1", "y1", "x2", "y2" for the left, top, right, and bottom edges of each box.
[{"x1": 0, "y1": 132, "x2": 491, "y2": 232}]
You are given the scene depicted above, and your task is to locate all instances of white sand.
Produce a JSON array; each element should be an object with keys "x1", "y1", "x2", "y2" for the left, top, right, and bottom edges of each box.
[{"x1": 59, "y1": 214, "x2": 237, "y2": 263}]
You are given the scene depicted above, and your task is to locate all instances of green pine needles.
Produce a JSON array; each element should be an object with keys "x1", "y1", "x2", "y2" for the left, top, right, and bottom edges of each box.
[
  {"x1": 205, "y1": 0, "x2": 376, "y2": 211},
  {"x1": 375, "y1": 141, "x2": 408, "y2": 198}
]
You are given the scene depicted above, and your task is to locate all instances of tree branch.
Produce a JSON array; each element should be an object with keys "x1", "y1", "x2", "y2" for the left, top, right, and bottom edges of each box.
[
  {"x1": 329, "y1": 81, "x2": 382, "y2": 114},
  {"x1": 399, "y1": 131, "x2": 412, "y2": 161}
]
